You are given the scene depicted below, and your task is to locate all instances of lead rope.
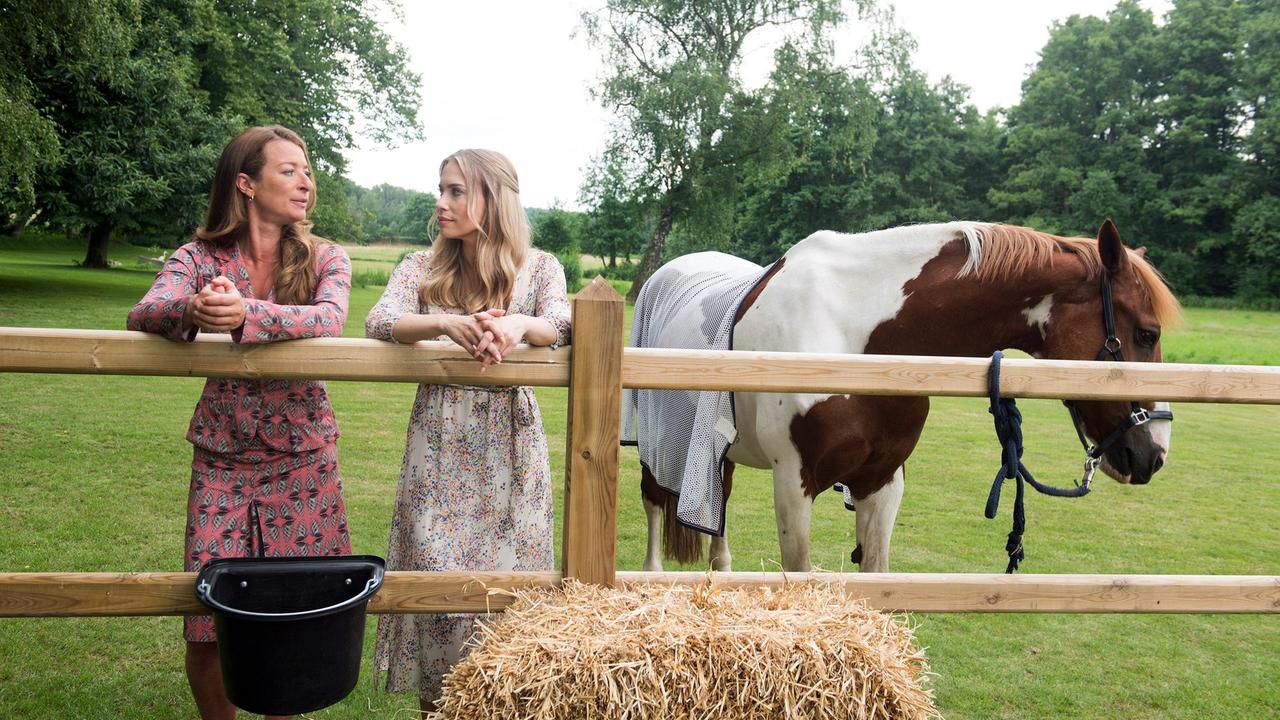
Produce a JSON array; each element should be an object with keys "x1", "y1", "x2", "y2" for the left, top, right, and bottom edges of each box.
[{"x1": 986, "y1": 351, "x2": 1092, "y2": 573}]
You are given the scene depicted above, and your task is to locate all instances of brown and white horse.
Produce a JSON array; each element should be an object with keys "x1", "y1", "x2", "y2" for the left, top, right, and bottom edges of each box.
[{"x1": 639, "y1": 220, "x2": 1180, "y2": 573}]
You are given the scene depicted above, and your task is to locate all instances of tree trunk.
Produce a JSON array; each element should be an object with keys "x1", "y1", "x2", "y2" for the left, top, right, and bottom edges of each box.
[
  {"x1": 82, "y1": 220, "x2": 113, "y2": 268},
  {"x1": 626, "y1": 206, "x2": 674, "y2": 303}
]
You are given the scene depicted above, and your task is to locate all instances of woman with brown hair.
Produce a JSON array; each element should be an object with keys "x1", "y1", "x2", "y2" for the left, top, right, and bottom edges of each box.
[
  {"x1": 365, "y1": 149, "x2": 570, "y2": 709},
  {"x1": 127, "y1": 125, "x2": 353, "y2": 720}
]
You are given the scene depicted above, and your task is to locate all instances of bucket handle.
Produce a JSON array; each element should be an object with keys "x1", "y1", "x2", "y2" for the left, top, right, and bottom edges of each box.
[{"x1": 196, "y1": 573, "x2": 383, "y2": 620}]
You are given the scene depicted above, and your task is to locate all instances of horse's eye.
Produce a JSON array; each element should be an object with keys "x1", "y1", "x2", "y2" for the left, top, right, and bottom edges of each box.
[{"x1": 1135, "y1": 328, "x2": 1159, "y2": 348}]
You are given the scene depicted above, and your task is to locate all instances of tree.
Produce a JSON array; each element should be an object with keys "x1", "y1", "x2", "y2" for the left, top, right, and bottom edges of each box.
[
  {"x1": 991, "y1": 2, "x2": 1162, "y2": 240},
  {"x1": 18, "y1": 0, "x2": 422, "y2": 266},
  {"x1": 398, "y1": 192, "x2": 438, "y2": 244},
  {"x1": 1238, "y1": 0, "x2": 1280, "y2": 200},
  {"x1": 530, "y1": 207, "x2": 585, "y2": 293},
  {"x1": 336, "y1": 183, "x2": 436, "y2": 243},
  {"x1": 532, "y1": 208, "x2": 581, "y2": 255},
  {"x1": 33, "y1": 0, "x2": 229, "y2": 267},
  {"x1": 729, "y1": 40, "x2": 999, "y2": 264},
  {"x1": 1230, "y1": 0, "x2": 1280, "y2": 299},
  {"x1": 1146, "y1": 0, "x2": 1245, "y2": 295},
  {"x1": 0, "y1": 0, "x2": 139, "y2": 232},
  {"x1": 991, "y1": 0, "x2": 1278, "y2": 299},
  {"x1": 1231, "y1": 195, "x2": 1280, "y2": 300},
  {"x1": 310, "y1": 171, "x2": 364, "y2": 244},
  {"x1": 580, "y1": 0, "x2": 846, "y2": 300},
  {"x1": 861, "y1": 73, "x2": 1002, "y2": 229},
  {"x1": 582, "y1": 196, "x2": 647, "y2": 268},
  {"x1": 729, "y1": 44, "x2": 881, "y2": 263},
  {"x1": 192, "y1": 0, "x2": 422, "y2": 174},
  {"x1": 579, "y1": 159, "x2": 647, "y2": 267}
]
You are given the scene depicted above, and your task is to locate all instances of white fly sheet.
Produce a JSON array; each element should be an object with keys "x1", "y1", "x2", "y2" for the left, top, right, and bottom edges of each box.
[{"x1": 622, "y1": 252, "x2": 774, "y2": 534}]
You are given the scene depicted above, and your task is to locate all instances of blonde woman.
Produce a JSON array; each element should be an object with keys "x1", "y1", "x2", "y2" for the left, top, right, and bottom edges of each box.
[
  {"x1": 127, "y1": 125, "x2": 352, "y2": 720},
  {"x1": 366, "y1": 149, "x2": 571, "y2": 708}
]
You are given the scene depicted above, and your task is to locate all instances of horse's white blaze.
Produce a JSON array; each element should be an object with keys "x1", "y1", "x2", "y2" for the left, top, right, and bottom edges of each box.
[
  {"x1": 1149, "y1": 401, "x2": 1173, "y2": 459},
  {"x1": 853, "y1": 467, "x2": 905, "y2": 573},
  {"x1": 1096, "y1": 400, "x2": 1174, "y2": 483},
  {"x1": 1021, "y1": 294, "x2": 1054, "y2": 339}
]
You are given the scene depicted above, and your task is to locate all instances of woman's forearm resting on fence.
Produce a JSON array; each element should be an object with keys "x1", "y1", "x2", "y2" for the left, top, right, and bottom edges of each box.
[
  {"x1": 235, "y1": 243, "x2": 351, "y2": 344},
  {"x1": 126, "y1": 246, "x2": 202, "y2": 341},
  {"x1": 126, "y1": 242, "x2": 350, "y2": 343}
]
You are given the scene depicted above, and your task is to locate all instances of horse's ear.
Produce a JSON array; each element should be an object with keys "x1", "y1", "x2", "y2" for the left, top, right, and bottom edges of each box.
[
  {"x1": 1134, "y1": 245, "x2": 1148, "y2": 259},
  {"x1": 1097, "y1": 218, "x2": 1129, "y2": 274}
]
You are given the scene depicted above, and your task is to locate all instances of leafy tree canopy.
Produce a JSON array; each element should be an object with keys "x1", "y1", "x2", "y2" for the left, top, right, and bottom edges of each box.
[{"x1": 6, "y1": 0, "x2": 422, "y2": 267}]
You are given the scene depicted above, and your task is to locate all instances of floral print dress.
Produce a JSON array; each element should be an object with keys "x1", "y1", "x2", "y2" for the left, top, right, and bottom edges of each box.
[{"x1": 365, "y1": 249, "x2": 571, "y2": 700}]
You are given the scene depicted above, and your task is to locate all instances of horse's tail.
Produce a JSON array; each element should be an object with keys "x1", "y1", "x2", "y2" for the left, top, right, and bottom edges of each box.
[
  {"x1": 662, "y1": 493, "x2": 704, "y2": 565},
  {"x1": 641, "y1": 465, "x2": 704, "y2": 565}
]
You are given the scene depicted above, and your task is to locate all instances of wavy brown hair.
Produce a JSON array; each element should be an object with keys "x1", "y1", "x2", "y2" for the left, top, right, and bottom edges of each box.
[
  {"x1": 195, "y1": 125, "x2": 319, "y2": 305},
  {"x1": 420, "y1": 149, "x2": 529, "y2": 312}
]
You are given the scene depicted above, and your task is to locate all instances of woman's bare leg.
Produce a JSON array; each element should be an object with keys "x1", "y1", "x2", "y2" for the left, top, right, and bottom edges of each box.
[{"x1": 186, "y1": 641, "x2": 236, "y2": 720}]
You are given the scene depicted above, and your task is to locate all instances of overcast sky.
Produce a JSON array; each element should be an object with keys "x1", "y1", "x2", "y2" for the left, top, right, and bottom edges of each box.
[{"x1": 344, "y1": 0, "x2": 1173, "y2": 209}]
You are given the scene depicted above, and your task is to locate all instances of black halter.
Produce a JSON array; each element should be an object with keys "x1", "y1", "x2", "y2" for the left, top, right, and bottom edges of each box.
[
  {"x1": 1061, "y1": 274, "x2": 1174, "y2": 487},
  {"x1": 985, "y1": 273, "x2": 1173, "y2": 572}
]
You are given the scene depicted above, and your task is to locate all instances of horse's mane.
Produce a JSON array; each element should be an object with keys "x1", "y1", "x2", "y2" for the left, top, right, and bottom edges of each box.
[{"x1": 955, "y1": 223, "x2": 1182, "y2": 327}]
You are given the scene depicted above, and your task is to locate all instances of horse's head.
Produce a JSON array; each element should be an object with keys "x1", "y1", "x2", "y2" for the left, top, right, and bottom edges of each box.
[{"x1": 1038, "y1": 219, "x2": 1181, "y2": 485}]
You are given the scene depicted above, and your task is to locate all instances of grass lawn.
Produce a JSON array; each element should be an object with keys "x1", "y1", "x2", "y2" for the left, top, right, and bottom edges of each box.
[{"x1": 1, "y1": 236, "x2": 1278, "y2": 719}]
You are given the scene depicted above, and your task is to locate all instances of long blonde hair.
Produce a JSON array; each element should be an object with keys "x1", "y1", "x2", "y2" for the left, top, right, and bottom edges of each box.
[
  {"x1": 420, "y1": 149, "x2": 529, "y2": 312},
  {"x1": 195, "y1": 125, "x2": 319, "y2": 305}
]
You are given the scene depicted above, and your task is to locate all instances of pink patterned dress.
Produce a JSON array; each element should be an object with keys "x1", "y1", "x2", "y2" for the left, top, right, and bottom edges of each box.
[
  {"x1": 126, "y1": 238, "x2": 354, "y2": 641},
  {"x1": 365, "y1": 249, "x2": 570, "y2": 700}
]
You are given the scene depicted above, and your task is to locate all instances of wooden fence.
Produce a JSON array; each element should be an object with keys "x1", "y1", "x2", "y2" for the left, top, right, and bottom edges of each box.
[{"x1": 2, "y1": 278, "x2": 1279, "y2": 616}]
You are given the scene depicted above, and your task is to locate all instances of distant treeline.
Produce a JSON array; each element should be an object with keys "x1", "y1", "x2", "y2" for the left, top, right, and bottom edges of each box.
[
  {"x1": 316, "y1": 184, "x2": 602, "y2": 292},
  {"x1": 327, "y1": 182, "x2": 437, "y2": 246},
  {"x1": 4, "y1": 0, "x2": 1276, "y2": 303},
  {"x1": 577, "y1": 0, "x2": 1280, "y2": 303}
]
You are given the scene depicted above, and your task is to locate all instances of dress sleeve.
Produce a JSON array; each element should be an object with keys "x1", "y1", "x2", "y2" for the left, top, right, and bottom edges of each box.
[
  {"x1": 365, "y1": 251, "x2": 429, "y2": 342},
  {"x1": 126, "y1": 244, "x2": 200, "y2": 342},
  {"x1": 234, "y1": 242, "x2": 351, "y2": 344},
  {"x1": 533, "y1": 252, "x2": 572, "y2": 348}
]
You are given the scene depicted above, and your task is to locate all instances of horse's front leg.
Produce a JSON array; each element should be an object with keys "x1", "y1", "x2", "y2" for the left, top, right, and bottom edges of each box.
[
  {"x1": 772, "y1": 456, "x2": 813, "y2": 572},
  {"x1": 853, "y1": 466, "x2": 905, "y2": 573}
]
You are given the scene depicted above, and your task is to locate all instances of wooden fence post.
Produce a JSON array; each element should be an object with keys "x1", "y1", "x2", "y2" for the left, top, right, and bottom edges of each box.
[{"x1": 562, "y1": 277, "x2": 624, "y2": 585}]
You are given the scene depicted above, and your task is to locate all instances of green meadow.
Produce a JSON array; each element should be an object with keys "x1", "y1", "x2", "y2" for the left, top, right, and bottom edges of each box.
[{"x1": 1, "y1": 236, "x2": 1278, "y2": 719}]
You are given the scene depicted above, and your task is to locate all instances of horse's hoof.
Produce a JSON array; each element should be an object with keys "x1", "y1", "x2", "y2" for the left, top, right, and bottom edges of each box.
[{"x1": 850, "y1": 544, "x2": 863, "y2": 565}]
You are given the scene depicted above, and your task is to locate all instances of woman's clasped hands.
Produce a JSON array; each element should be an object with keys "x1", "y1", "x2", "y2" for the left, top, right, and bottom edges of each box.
[
  {"x1": 440, "y1": 309, "x2": 527, "y2": 372},
  {"x1": 185, "y1": 276, "x2": 246, "y2": 332}
]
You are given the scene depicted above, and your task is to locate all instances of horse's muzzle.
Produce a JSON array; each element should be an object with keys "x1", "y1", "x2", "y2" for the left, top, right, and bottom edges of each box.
[
  {"x1": 1104, "y1": 434, "x2": 1165, "y2": 485},
  {"x1": 1128, "y1": 448, "x2": 1153, "y2": 485}
]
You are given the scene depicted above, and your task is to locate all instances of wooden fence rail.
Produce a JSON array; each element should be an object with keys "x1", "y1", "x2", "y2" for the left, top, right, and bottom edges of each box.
[
  {"x1": 2, "y1": 571, "x2": 1276, "y2": 616},
  {"x1": 4, "y1": 326, "x2": 1280, "y2": 403},
  {"x1": 2, "y1": 277, "x2": 1279, "y2": 616},
  {"x1": 0, "y1": 326, "x2": 568, "y2": 387}
]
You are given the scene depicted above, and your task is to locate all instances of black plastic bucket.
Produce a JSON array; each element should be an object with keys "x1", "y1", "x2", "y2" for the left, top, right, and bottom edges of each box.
[{"x1": 194, "y1": 555, "x2": 385, "y2": 716}]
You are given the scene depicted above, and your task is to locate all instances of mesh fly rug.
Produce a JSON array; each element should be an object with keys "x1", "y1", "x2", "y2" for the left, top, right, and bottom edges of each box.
[{"x1": 622, "y1": 252, "x2": 776, "y2": 534}]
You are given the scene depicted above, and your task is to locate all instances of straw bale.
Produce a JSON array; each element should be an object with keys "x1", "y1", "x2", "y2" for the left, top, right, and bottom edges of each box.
[{"x1": 432, "y1": 578, "x2": 941, "y2": 720}]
